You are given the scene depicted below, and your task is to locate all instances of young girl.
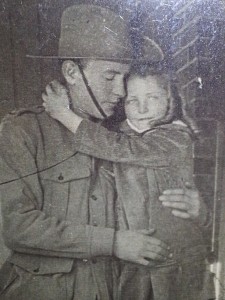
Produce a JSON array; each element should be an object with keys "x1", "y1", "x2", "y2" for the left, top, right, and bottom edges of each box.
[{"x1": 43, "y1": 64, "x2": 214, "y2": 300}]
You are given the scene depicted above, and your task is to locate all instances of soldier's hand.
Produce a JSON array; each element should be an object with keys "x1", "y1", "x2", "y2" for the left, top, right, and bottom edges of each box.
[
  {"x1": 113, "y1": 229, "x2": 171, "y2": 266},
  {"x1": 159, "y1": 182, "x2": 207, "y2": 222},
  {"x1": 42, "y1": 80, "x2": 70, "y2": 120}
]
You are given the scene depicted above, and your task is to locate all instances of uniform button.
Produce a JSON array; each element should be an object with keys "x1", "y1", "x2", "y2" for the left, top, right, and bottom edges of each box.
[
  {"x1": 58, "y1": 173, "x2": 64, "y2": 181},
  {"x1": 91, "y1": 195, "x2": 97, "y2": 201},
  {"x1": 93, "y1": 221, "x2": 98, "y2": 226},
  {"x1": 33, "y1": 268, "x2": 39, "y2": 273}
]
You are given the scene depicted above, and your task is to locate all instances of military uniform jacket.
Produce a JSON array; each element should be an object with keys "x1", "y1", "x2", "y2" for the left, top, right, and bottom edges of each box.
[{"x1": 0, "y1": 108, "x2": 117, "y2": 299}]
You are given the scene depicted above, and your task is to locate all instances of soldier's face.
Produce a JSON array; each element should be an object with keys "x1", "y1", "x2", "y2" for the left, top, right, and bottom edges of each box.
[{"x1": 77, "y1": 60, "x2": 130, "y2": 119}]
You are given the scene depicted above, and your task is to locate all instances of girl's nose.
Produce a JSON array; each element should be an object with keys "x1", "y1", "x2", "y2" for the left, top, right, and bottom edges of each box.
[{"x1": 138, "y1": 100, "x2": 149, "y2": 114}]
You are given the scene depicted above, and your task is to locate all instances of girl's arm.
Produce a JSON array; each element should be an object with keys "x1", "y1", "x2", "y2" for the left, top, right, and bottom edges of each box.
[{"x1": 42, "y1": 80, "x2": 191, "y2": 167}]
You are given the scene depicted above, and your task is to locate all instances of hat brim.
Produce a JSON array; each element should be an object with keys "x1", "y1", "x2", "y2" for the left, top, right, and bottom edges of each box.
[{"x1": 26, "y1": 55, "x2": 162, "y2": 62}]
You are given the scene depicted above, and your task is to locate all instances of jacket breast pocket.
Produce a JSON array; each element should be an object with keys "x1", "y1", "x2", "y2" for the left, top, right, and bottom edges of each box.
[{"x1": 39, "y1": 155, "x2": 91, "y2": 220}]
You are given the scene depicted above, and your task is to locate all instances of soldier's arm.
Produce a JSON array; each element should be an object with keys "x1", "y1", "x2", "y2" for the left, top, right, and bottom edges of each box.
[{"x1": 0, "y1": 117, "x2": 114, "y2": 259}]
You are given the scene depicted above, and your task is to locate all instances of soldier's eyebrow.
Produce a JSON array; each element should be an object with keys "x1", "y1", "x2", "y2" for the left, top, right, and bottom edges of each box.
[{"x1": 105, "y1": 69, "x2": 130, "y2": 76}]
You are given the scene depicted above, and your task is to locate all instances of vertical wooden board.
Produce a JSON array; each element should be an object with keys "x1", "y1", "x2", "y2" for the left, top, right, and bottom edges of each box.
[
  {"x1": 9, "y1": 0, "x2": 42, "y2": 108},
  {"x1": 0, "y1": 1, "x2": 14, "y2": 266},
  {"x1": 0, "y1": 0, "x2": 15, "y2": 119}
]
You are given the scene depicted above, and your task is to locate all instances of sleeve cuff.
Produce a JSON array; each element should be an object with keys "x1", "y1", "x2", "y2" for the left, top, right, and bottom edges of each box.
[
  {"x1": 87, "y1": 226, "x2": 115, "y2": 257},
  {"x1": 73, "y1": 119, "x2": 94, "y2": 148},
  {"x1": 197, "y1": 201, "x2": 212, "y2": 228}
]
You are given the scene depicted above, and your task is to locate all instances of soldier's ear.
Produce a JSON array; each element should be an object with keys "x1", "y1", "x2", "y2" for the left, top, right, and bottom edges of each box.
[{"x1": 62, "y1": 60, "x2": 80, "y2": 85}]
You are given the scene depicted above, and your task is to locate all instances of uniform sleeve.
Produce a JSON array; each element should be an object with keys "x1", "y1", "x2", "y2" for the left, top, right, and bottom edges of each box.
[
  {"x1": 74, "y1": 119, "x2": 192, "y2": 167},
  {"x1": 0, "y1": 117, "x2": 114, "y2": 259}
]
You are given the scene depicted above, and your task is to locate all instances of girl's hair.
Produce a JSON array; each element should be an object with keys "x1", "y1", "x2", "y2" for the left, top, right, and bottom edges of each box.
[{"x1": 128, "y1": 63, "x2": 200, "y2": 138}]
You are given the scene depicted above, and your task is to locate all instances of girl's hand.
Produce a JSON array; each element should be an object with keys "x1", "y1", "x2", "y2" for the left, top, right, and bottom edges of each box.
[{"x1": 42, "y1": 80, "x2": 70, "y2": 120}]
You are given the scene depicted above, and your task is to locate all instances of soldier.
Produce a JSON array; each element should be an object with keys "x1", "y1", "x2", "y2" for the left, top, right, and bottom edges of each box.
[{"x1": 0, "y1": 4, "x2": 171, "y2": 300}]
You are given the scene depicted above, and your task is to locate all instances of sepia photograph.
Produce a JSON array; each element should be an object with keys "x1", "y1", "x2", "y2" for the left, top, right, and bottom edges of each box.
[{"x1": 0, "y1": 0, "x2": 225, "y2": 299}]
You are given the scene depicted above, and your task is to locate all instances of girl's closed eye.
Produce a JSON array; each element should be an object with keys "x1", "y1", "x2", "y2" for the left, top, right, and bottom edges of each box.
[{"x1": 147, "y1": 96, "x2": 159, "y2": 101}]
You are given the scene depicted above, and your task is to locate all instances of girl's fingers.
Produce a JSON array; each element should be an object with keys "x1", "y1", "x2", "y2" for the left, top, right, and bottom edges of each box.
[
  {"x1": 45, "y1": 84, "x2": 54, "y2": 95},
  {"x1": 42, "y1": 93, "x2": 47, "y2": 102}
]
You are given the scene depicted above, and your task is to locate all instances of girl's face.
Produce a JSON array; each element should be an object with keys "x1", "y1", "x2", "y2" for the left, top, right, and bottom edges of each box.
[{"x1": 125, "y1": 74, "x2": 169, "y2": 131}]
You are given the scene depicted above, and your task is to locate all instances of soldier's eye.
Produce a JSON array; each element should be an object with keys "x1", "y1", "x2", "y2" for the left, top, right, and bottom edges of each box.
[{"x1": 126, "y1": 98, "x2": 138, "y2": 104}]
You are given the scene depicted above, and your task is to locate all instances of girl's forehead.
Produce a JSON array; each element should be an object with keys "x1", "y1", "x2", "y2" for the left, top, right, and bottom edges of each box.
[{"x1": 127, "y1": 74, "x2": 169, "y2": 90}]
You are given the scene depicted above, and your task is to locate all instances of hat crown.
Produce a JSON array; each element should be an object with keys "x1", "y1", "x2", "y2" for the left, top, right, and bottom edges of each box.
[{"x1": 58, "y1": 4, "x2": 132, "y2": 60}]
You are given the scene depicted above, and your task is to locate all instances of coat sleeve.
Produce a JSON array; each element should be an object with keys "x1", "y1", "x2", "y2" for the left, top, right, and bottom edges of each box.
[
  {"x1": 74, "y1": 120, "x2": 212, "y2": 230},
  {"x1": 0, "y1": 116, "x2": 114, "y2": 259},
  {"x1": 74, "y1": 119, "x2": 192, "y2": 167}
]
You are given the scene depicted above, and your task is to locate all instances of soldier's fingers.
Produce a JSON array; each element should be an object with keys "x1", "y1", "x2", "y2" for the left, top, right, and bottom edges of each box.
[
  {"x1": 171, "y1": 210, "x2": 190, "y2": 219},
  {"x1": 137, "y1": 258, "x2": 151, "y2": 266},
  {"x1": 144, "y1": 244, "x2": 170, "y2": 258},
  {"x1": 145, "y1": 237, "x2": 169, "y2": 250},
  {"x1": 162, "y1": 189, "x2": 185, "y2": 195},
  {"x1": 159, "y1": 195, "x2": 188, "y2": 202},
  {"x1": 161, "y1": 201, "x2": 189, "y2": 211},
  {"x1": 142, "y1": 249, "x2": 167, "y2": 261},
  {"x1": 137, "y1": 229, "x2": 155, "y2": 235},
  {"x1": 162, "y1": 188, "x2": 198, "y2": 200}
]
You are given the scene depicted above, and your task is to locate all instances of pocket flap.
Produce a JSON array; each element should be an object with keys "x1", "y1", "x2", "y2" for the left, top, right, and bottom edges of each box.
[
  {"x1": 41, "y1": 155, "x2": 91, "y2": 183},
  {"x1": 9, "y1": 253, "x2": 74, "y2": 275}
]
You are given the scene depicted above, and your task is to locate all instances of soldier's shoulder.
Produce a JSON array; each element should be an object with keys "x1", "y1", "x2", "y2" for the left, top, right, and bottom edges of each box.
[
  {"x1": 0, "y1": 106, "x2": 46, "y2": 132},
  {"x1": 7, "y1": 105, "x2": 44, "y2": 117}
]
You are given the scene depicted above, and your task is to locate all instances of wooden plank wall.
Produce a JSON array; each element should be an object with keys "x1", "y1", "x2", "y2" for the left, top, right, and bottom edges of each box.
[
  {"x1": 0, "y1": 0, "x2": 14, "y2": 119},
  {"x1": 0, "y1": 0, "x2": 165, "y2": 119}
]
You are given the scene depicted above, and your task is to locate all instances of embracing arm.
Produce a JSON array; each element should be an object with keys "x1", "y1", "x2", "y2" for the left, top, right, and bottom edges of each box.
[
  {"x1": 42, "y1": 81, "x2": 190, "y2": 167},
  {"x1": 0, "y1": 117, "x2": 114, "y2": 259},
  {"x1": 73, "y1": 118, "x2": 191, "y2": 167}
]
